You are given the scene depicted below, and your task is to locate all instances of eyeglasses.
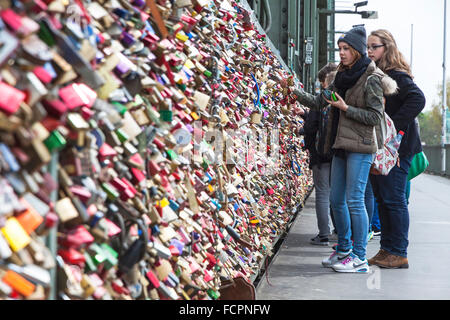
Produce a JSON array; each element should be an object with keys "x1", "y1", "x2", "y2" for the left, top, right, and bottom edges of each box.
[{"x1": 367, "y1": 44, "x2": 385, "y2": 51}]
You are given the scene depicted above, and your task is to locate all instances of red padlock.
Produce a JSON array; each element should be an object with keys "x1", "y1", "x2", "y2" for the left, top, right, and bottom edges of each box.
[{"x1": 44, "y1": 211, "x2": 59, "y2": 229}]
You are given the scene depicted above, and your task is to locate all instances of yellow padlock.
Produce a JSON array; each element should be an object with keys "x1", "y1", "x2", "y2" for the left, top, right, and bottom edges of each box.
[
  {"x1": 190, "y1": 111, "x2": 200, "y2": 121},
  {"x1": 176, "y1": 32, "x2": 189, "y2": 42},
  {"x1": 1, "y1": 217, "x2": 31, "y2": 252},
  {"x1": 184, "y1": 59, "x2": 195, "y2": 69},
  {"x1": 159, "y1": 197, "x2": 170, "y2": 208}
]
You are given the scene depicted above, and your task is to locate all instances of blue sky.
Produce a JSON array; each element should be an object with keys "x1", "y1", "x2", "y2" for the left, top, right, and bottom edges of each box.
[{"x1": 334, "y1": 0, "x2": 449, "y2": 111}]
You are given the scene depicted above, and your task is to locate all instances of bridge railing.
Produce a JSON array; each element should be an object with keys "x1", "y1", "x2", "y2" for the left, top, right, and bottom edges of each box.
[{"x1": 422, "y1": 145, "x2": 450, "y2": 176}]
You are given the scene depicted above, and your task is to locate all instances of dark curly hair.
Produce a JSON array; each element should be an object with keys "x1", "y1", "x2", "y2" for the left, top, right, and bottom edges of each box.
[{"x1": 318, "y1": 62, "x2": 338, "y2": 83}]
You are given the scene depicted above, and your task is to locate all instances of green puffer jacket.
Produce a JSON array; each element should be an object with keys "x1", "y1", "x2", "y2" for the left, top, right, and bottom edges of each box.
[{"x1": 294, "y1": 61, "x2": 397, "y2": 154}]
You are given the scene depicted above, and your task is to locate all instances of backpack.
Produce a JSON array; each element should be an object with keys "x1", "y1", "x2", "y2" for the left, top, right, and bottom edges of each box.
[
  {"x1": 370, "y1": 111, "x2": 399, "y2": 175},
  {"x1": 366, "y1": 71, "x2": 400, "y2": 176}
]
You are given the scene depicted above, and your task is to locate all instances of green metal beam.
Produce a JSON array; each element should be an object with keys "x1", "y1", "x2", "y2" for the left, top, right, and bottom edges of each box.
[
  {"x1": 298, "y1": 0, "x2": 303, "y2": 77},
  {"x1": 302, "y1": 0, "x2": 310, "y2": 91},
  {"x1": 250, "y1": 0, "x2": 339, "y2": 89},
  {"x1": 329, "y1": 0, "x2": 335, "y2": 62},
  {"x1": 288, "y1": 0, "x2": 297, "y2": 74},
  {"x1": 317, "y1": 0, "x2": 328, "y2": 73},
  {"x1": 311, "y1": 0, "x2": 318, "y2": 91}
]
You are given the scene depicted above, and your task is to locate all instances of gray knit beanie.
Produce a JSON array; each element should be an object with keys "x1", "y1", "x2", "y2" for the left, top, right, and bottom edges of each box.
[{"x1": 337, "y1": 26, "x2": 367, "y2": 56}]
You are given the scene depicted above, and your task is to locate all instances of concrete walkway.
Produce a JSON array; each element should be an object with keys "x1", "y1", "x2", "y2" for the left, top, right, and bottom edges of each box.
[{"x1": 256, "y1": 173, "x2": 450, "y2": 300}]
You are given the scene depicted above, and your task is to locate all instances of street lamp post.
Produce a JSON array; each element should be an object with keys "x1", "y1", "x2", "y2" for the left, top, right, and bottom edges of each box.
[{"x1": 442, "y1": 0, "x2": 447, "y2": 173}]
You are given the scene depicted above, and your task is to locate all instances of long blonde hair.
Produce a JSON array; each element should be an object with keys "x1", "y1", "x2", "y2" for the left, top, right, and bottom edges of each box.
[
  {"x1": 337, "y1": 45, "x2": 362, "y2": 71},
  {"x1": 369, "y1": 29, "x2": 413, "y2": 78}
]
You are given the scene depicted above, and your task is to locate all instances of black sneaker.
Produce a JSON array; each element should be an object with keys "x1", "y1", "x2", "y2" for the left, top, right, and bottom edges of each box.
[{"x1": 310, "y1": 234, "x2": 329, "y2": 246}]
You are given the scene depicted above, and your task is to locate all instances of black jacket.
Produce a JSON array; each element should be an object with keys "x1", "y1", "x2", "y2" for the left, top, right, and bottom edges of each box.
[
  {"x1": 302, "y1": 108, "x2": 332, "y2": 168},
  {"x1": 385, "y1": 70, "x2": 425, "y2": 158}
]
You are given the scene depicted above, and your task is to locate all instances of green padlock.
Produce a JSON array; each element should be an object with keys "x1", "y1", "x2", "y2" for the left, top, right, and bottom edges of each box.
[
  {"x1": 131, "y1": 17, "x2": 145, "y2": 30},
  {"x1": 202, "y1": 158, "x2": 210, "y2": 171},
  {"x1": 115, "y1": 128, "x2": 129, "y2": 143},
  {"x1": 159, "y1": 109, "x2": 173, "y2": 122},
  {"x1": 203, "y1": 69, "x2": 212, "y2": 77},
  {"x1": 101, "y1": 183, "x2": 119, "y2": 200},
  {"x1": 112, "y1": 102, "x2": 127, "y2": 115},
  {"x1": 207, "y1": 289, "x2": 219, "y2": 300},
  {"x1": 89, "y1": 243, "x2": 107, "y2": 266},
  {"x1": 166, "y1": 149, "x2": 177, "y2": 160},
  {"x1": 100, "y1": 243, "x2": 118, "y2": 270},
  {"x1": 176, "y1": 83, "x2": 187, "y2": 92},
  {"x1": 38, "y1": 21, "x2": 55, "y2": 47},
  {"x1": 44, "y1": 130, "x2": 66, "y2": 152},
  {"x1": 84, "y1": 251, "x2": 97, "y2": 273}
]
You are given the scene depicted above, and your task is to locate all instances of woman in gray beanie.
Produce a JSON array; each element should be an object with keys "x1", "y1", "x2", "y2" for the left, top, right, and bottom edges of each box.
[{"x1": 293, "y1": 26, "x2": 397, "y2": 273}]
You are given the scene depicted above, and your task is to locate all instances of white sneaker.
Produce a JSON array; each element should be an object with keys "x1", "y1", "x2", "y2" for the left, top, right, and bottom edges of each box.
[
  {"x1": 321, "y1": 249, "x2": 351, "y2": 268},
  {"x1": 331, "y1": 253, "x2": 370, "y2": 273}
]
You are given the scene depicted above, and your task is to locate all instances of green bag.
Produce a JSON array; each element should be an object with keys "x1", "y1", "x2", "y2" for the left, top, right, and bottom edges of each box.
[{"x1": 407, "y1": 151, "x2": 429, "y2": 180}]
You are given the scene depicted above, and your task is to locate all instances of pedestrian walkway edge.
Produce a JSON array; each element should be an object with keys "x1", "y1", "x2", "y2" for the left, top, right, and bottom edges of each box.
[{"x1": 252, "y1": 186, "x2": 314, "y2": 290}]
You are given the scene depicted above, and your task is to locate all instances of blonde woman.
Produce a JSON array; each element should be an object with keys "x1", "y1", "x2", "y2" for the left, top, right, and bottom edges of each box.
[{"x1": 366, "y1": 29, "x2": 425, "y2": 269}]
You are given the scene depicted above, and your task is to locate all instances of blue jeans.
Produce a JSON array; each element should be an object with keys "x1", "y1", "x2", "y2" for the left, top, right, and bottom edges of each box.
[
  {"x1": 330, "y1": 152, "x2": 374, "y2": 261},
  {"x1": 371, "y1": 202, "x2": 380, "y2": 231},
  {"x1": 369, "y1": 155, "x2": 413, "y2": 258},
  {"x1": 405, "y1": 180, "x2": 411, "y2": 204}
]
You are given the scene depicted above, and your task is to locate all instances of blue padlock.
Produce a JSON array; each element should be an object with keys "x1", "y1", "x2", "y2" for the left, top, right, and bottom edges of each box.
[
  {"x1": 113, "y1": 7, "x2": 131, "y2": 20},
  {"x1": 169, "y1": 199, "x2": 180, "y2": 212},
  {"x1": 0, "y1": 144, "x2": 20, "y2": 172}
]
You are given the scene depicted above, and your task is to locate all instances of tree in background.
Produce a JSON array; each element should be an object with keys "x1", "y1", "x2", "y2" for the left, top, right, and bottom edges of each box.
[
  {"x1": 418, "y1": 81, "x2": 450, "y2": 146},
  {"x1": 418, "y1": 105, "x2": 442, "y2": 145}
]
